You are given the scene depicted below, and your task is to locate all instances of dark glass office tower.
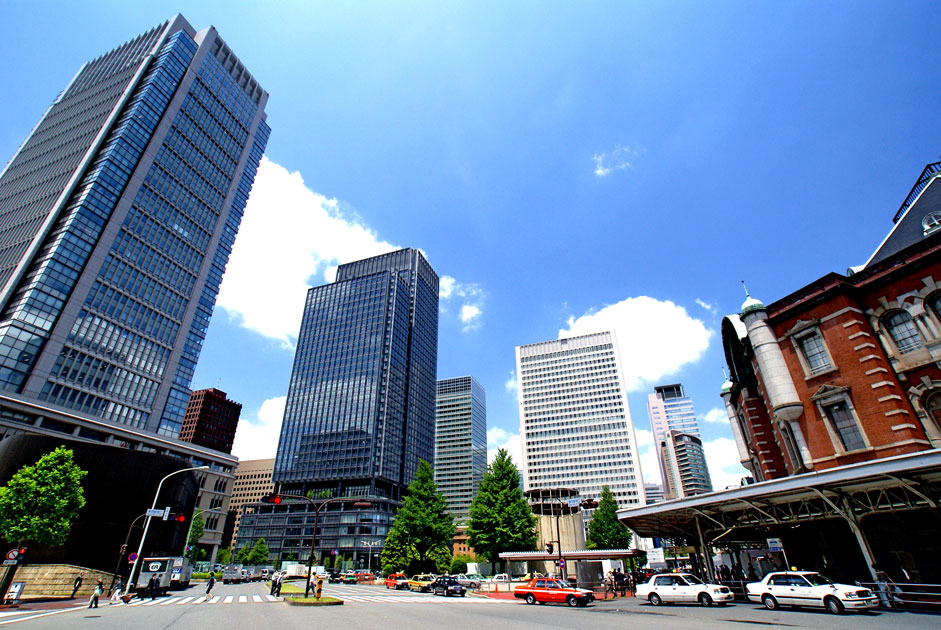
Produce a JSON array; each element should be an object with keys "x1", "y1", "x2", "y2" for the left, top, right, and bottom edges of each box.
[
  {"x1": 257, "y1": 249, "x2": 438, "y2": 567},
  {"x1": 434, "y1": 376, "x2": 486, "y2": 524},
  {"x1": 0, "y1": 15, "x2": 269, "y2": 437}
]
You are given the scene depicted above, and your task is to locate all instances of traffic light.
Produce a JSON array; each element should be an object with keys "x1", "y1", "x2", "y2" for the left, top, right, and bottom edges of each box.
[
  {"x1": 261, "y1": 494, "x2": 283, "y2": 505},
  {"x1": 167, "y1": 513, "x2": 186, "y2": 522},
  {"x1": 119, "y1": 544, "x2": 127, "y2": 555},
  {"x1": 17, "y1": 547, "x2": 26, "y2": 557},
  {"x1": 545, "y1": 542, "x2": 553, "y2": 554}
]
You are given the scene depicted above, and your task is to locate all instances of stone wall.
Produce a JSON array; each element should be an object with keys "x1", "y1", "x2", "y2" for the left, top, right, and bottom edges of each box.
[{"x1": 0, "y1": 564, "x2": 115, "y2": 600}]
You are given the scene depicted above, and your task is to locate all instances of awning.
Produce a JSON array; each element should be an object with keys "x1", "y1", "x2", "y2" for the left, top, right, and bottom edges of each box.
[{"x1": 618, "y1": 448, "x2": 941, "y2": 540}]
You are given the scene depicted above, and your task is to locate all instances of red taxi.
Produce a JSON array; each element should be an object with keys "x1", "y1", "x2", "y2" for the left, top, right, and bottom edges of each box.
[
  {"x1": 513, "y1": 577, "x2": 595, "y2": 607},
  {"x1": 384, "y1": 573, "x2": 408, "y2": 589}
]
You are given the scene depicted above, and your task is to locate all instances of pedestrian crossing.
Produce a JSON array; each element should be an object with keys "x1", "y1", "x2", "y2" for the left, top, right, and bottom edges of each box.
[
  {"x1": 322, "y1": 586, "x2": 507, "y2": 605},
  {"x1": 123, "y1": 594, "x2": 280, "y2": 607}
]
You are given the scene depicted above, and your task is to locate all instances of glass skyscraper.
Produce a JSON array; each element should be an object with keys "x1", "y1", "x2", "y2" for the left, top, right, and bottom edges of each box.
[
  {"x1": 646, "y1": 384, "x2": 713, "y2": 498},
  {"x1": 0, "y1": 15, "x2": 269, "y2": 437},
  {"x1": 434, "y1": 376, "x2": 486, "y2": 524},
  {"x1": 249, "y1": 249, "x2": 437, "y2": 567}
]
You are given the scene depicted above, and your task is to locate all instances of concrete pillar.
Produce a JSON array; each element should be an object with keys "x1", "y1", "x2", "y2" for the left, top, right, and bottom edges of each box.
[{"x1": 740, "y1": 300, "x2": 803, "y2": 422}]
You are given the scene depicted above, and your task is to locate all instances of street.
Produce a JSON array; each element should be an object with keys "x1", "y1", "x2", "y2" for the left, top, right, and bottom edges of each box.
[{"x1": 0, "y1": 581, "x2": 937, "y2": 630}]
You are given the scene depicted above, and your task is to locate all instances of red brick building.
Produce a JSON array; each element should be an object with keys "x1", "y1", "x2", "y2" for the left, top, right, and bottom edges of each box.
[
  {"x1": 179, "y1": 387, "x2": 242, "y2": 454},
  {"x1": 721, "y1": 162, "x2": 941, "y2": 481}
]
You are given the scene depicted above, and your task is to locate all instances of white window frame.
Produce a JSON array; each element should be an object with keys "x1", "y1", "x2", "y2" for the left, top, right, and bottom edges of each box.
[
  {"x1": 811, "y1": 387, "x2": 870, "y2": 455},
  {"x1": 785, "y1": 320, "x2": 836, "y2": 379},
  {"x1": 882, "y1": 309, "x2": 925, "y2": 355}
]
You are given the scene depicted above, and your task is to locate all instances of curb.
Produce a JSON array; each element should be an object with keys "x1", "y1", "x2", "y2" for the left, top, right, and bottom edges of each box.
[{"x1": 284, "y1": 597, "x2": 343, "y2": 607}]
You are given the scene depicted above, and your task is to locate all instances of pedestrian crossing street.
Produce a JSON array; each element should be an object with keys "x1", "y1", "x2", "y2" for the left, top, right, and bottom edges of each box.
[{"x1": 123, "y1": 594, "x2": 281, "y2": 606}]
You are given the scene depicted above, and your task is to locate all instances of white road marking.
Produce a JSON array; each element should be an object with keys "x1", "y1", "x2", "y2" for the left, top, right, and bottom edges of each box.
[
  {"x1": 176, "y1": 597, "x2": 195, "y2": 605},
  {"x1": 223, "y1": 595, "x2": 234, "y2": 604},
  {"x1": 207, "y1": 596, "x2": 221, "y2": 604},
  {"x1": 0, "y1": 605, "x2": 87, "y2": 626},
  {"x1": 264, "y1": 595, "x2": 279, "y2": 602},
  {"x1": 159, "y1": 597, "x2": 182, "y2": 606},
  {"x1": 238, "y1": 595, "x2": 248, "y2": 603}
]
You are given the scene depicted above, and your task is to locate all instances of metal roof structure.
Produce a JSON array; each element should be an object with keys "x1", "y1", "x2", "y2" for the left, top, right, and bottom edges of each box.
[
  {"x1": 617, "y1": 448, "x2": 941, "y2": 540},
  {"x1": 499, "y1": 549, "x2": 647, "y2": 562}
]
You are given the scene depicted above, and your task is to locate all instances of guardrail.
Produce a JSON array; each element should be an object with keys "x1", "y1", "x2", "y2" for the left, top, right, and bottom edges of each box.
[{"x1": 856, "y1": 582, "x2": 941, "y2": 609}]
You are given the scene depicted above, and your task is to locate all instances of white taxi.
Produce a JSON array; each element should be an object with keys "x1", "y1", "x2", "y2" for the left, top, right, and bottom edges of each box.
[
  {"x1": 636, "y1": 573, "x2": 734, "y2": 606},
  {"x1": 746, "y1": 571, "x2": 878, "y2": 614}
]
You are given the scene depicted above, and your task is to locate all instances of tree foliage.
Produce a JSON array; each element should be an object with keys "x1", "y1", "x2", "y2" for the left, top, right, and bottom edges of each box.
[
  {"x1": 466, "y1": 449, "x2": 537, "y2": 572},
  {"x1": 246, "y1": 538, "x2": 270, "y2": 565},
  {"x1": 385, "y1": 460, "x2": 455, "y2": 573},
  {"x1": 185, "y1": 510, "x2": 205, "y2": 561},
  {"x1": 216, "y1": 547, "x2": 232, "y2": 565},
  {"x1": 586, "y1": 485, "x2": 632, "y2": 550},
  {"x1": 0, "y1": 446, "x2": 87, "y2": 546},
  {"x1": 450, "y1": 555, "x2": 469, "y2": 574}
]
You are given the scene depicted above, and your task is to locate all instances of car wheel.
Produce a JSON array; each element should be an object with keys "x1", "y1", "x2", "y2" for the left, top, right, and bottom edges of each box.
[
  {"x1": 825, "y1": 596, "x2": 844, "y2": 615},
  {"x1": 577, "y1": 599, "x2": 588, "y2": 607},
  {"x1": 460, "y1": 592, "x2": 466, "y2": 597},
  {"x1": 566, "y1": 595, "x2": 578, "y2": 607},
  {"x1": 762, "y1": 594, "x2": 778, "y2": 610},
  {"x1": 699, "y1": 593, "x2": 713, "y2": 607},
  {"x1": 526, "y1": 594, "x2": 536, "y2": 605},
  {"x1": 649, "y1": 593, "x2": 662, "y2": 606}
]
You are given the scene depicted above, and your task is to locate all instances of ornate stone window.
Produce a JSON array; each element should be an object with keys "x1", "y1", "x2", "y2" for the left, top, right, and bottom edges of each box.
[
  {"x1": 883, "y1": 310, "x2": 924, "y2": 354},
  {"x1": 811, "y1": 385, "x2": 869, "y2": 455},
  {"x1": 785, "y1": 319, "x2": 834, "y2": 377}
]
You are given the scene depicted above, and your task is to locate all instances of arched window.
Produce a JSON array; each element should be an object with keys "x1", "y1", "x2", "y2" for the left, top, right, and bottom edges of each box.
[
  {"x1": 883, "y1": 310, "x2": 924, "y2": 354},
  {"x1": 929, "y1": 293, "x2": 941, "y2": 324},
  {"x1": 924, "y1": 391, "x2": 941, "y2": 436}
]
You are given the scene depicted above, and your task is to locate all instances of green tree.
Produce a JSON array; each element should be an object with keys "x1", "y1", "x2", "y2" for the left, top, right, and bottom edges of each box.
[
  {"x1": 586, "y1": 485, "x2": 633, "y2": 550},
  {"x1": 185, "y1": 510, "x2": 205, "y2": 562},
  {"x1": 466, "y1": 448, "x2": 537, "y2": 573},
  {"x1": 246, "y1": 538, "x2": 270, "y2": 565},
  {"x1": 237, "y1": 544, "x2": 252, "y2": 564},
  {"x1": 0, "y1": 446, "x2": 87, "y2": 546},
  {"x1": 450, "y1": 555, "x2": 469, "y2": 574},
  {"x1": 380, "y1": 526, "x2": 415, "y2": 575},
  {"x1": 385, "y1": 460, "x2": 455, "y2": 573},
  {"x1": 282, "y1": 551, "x2": 296, "y2": 563},
  {"x1": 216, "y1": 547, "x2": 232, "y2": 565}
]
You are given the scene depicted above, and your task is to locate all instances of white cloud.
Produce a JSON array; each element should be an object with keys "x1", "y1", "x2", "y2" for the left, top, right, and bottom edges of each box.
[
  {"x1": 439, "y1": 275, "x2": 456, "y2": 299},
  {"x1": 702, "y1": 406, "x2": 728, "y2": 425},
  {"x1": 217, "y1": 158, "x2": 482, "y2": 344},
  {"x1": 634, "y1": 428, "x2": 654, "y2": 448},
  {"x1": 695, "y1": 298, "x2": 717, "y2": 314},
  {"x1": 593, "y1": 145, "x2": 641, "y2": 177},
  {"x1": 460, "y1": 304, "x2": 482, "y2": 331},
  {"x1": 639, "y1": 444, "x2": 662, "y2": 485},
  {"x1": 504, "y1": 370, "x2": 518, "y2": 394},
  {"x1": 231, "y1": 396, "x2": 286, "y2": 461},
  {"x1": 559, "y1": 296, "x2": 713, "y2": 392},
  {"x1": 703, "y1": 437, "x2": 750, "y2": 490},
  {"x1": 487, "y1": 427, "x2": 523, "y2": 467}
]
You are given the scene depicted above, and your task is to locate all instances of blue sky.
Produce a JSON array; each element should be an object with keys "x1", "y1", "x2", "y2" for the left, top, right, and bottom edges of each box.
[{"x1": 2, "y1": 2, "x2": 940, "y2": 491}]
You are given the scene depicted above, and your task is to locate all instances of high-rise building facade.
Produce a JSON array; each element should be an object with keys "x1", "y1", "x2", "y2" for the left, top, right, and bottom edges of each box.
[
  {"x1": 0, "y1": 14, "x2": 269, "y2": 438},
  {"x1": 434, "y1": 376, "x2": 486, "y2": 524},
  {"x1": 242, "y1": 249, "x2": 438, "y2": 567},
  {"x1": 179, "y1": 387, "x2": 242, "y2": 453},
  {"x1": 646, "y1": 384, "x2": 712, "y2": 499},
  {"x1": 229, "y1": 457, "x2": 274, "y2": 543},
  {"x1": 515, "y1": 331, "x2": 646, "y2": 510}
]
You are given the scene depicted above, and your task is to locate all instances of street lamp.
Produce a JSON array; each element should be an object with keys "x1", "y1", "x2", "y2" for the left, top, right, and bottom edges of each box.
[
  {"x1": 262, "y1": 493, "x2": 371, "y2": 598},
  {"x1": 361, "y1": 540, "x2": 381, "y2": 575},
  {"x1": 129, "y1": 465, "x2": 209, "y2": 588}
]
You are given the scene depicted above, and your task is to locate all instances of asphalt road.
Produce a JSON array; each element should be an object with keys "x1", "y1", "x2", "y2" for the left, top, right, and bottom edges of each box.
[{"x1": 2, "y1": 581, "x2": 937, "y2": 630}]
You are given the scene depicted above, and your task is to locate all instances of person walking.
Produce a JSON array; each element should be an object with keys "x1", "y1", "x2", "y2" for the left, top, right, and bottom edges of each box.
[
  {"x1": 274, "y1": 571, "x2": 283, "y2": 597},
  {"x1": 88, "y1": 580, "x2": 103, "y2": 608},
  {"x1": 148, "y1": 573, "x2": 160, "y2": 600},
  {"x1": 109, "y1": 577, "x2": 124, "y2": 605},
  {"x1": 71, "y1": 572, "x2": 84, "y2": 599},
  {"x1": 205, "y1": 572, "x2": 216, "y2": 599}
]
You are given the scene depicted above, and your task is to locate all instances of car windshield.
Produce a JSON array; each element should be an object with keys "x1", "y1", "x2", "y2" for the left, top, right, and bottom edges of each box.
[
  {"x1": 803, "y1": 573, "x2": 833, "y2": 586},
  {"x1": 681, "y1": 574, "x2": 704, "y2": 584},
  {"x1": 554, "y1": 580, "x2": 573, "y2": 589}
]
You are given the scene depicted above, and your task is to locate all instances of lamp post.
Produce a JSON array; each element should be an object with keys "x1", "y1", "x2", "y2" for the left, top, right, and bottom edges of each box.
[
  {"x1": 361, "y1": 540, "x2": 381, "y2": 575},
  {"x1": 129, "y1": 465, "x2": 209, "y2": 588},
  {"x1": 263, "y1": 493, "x2": 371, "y2": 598}
]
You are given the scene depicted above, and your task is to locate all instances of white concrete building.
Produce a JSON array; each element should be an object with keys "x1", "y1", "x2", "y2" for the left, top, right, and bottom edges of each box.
[{"x1": 515, "y1": 331, "x2": 646, "y2": 509}]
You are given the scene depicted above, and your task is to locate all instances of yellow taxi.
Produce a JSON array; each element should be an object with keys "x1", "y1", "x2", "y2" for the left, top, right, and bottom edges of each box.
[{"x1": 408, "y1": 574, "x2": 436, "y2": 592}]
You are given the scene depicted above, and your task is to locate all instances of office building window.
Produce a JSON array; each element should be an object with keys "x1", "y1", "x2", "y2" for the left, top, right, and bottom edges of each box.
[{"x1": 884, "y1": 311, "x2": 923, "y2": 354}]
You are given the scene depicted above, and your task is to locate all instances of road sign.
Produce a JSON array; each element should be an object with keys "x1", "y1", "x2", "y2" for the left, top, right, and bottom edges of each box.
[
  {"x1": 2, "y1": 559, "x2": 15, "y2": 566},
  {"x1": 146, "y1": 508, "x2": 164, "y2": 517},
  {"x1": 6, "y1": 582, "x2": 24, "y2": 602},
  {"x1": 162, "y1": 506, "x2": 171, "y2": 520},
  {"x1": 559, "y1": 559, "x2": 565, "y2": 569},
  {"x1": 127, "y1": 552, "x2": 138, "y2": 563},
  {"x1": 766, "y1": 538, "x2": 784, "y2": 552},
  {"x1": 567, "y1": 498, "x2": 581, "y2": 508},
  {"x1": 4, "y1": 549, "x2": 18, "y2": 561}
]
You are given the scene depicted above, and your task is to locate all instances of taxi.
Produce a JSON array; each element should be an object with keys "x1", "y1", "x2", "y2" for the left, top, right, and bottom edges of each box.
[
  {"x1": 513, "y1": 577, "x2": 594, "y2": 607},
  {"x1": 408, "y1": 574, "x2": 436, "y2": 592},
  {"x1": 384, "y1": 573, "x2": 408, "y2": 589}
]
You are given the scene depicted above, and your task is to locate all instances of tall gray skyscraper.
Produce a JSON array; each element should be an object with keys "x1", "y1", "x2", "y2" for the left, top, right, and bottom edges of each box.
[
  {"x1": 0, "y1": 14, "x2": 269, "y2": 437},
  {"x1": 249, "y1": 249, "x2": 438, "y2": 567},
  {"x1": 646, "y1": 384, "x2": 713, "y2": 498},
  {"x1": 434, "y1": 376, "x2": 486, "y2": 523}
]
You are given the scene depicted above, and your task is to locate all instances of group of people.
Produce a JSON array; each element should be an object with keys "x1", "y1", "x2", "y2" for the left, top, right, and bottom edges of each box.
[
  {"x1": 602, "y1": 569, "x2": 635, "y2": 599},
  {"x1": 711, "y1": 563, "x2": 760, "y2": 583},
  {"x1": 270, "y1": 571, "x2": 285, "y2": 597}
]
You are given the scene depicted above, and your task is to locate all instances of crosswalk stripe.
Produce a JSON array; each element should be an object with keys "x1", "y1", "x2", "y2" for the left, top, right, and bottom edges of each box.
[
  {"x1": 264, "y1": 595, "x2": 279, "y2": 602},
  {"x1": 160, "y1": 597, "x2": 182, "y2": 606},
  {"x1": 251, "y1": 595, "x2": 263, "y2": 603},
  {"x1": 142, "y1": 599, "x2": 163, "y2": 606},
  {"x1": 176, "y1": 597, "x2": 195, "y2": 605},
  {"x1": 223, "y1": 595, "x2": 234, "y2": 604},
  {"x1": 192, "y1": 596, "x2": 205, "y2": 605},
  {"x1": 126, "y1": 600, "x2": 145, "y2": 607},
  {"x1": 208, "y1": 596, "x2": 221, "y2": 604},
  {"x1": 238, "y1": 595, "x2": 248, "y2": 603}
]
